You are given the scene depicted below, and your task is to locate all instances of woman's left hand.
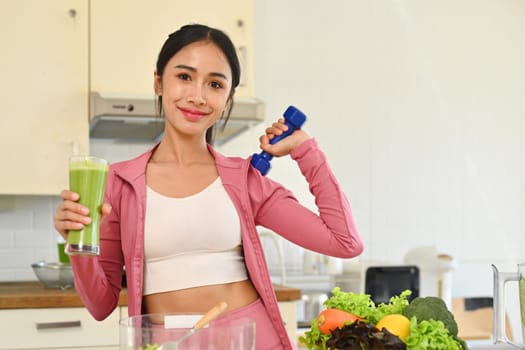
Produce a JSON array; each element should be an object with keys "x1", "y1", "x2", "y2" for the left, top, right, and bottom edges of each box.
[{"x1": 258, "y1": 118, "x2": 310, "y2": 157}]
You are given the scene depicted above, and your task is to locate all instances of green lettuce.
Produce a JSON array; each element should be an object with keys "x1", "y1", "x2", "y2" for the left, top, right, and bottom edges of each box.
[
  {"x1": 405, "y1": 318, "x2": 464, "y2": 350},
  {"x1": 324, "y1": 287, "x2": 411, "y2": 324}
]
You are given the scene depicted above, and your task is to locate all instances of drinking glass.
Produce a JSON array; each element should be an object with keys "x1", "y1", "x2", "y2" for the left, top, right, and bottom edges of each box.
[{"x1": 65, "y1": 155, "x2": 109, "y2": 256}]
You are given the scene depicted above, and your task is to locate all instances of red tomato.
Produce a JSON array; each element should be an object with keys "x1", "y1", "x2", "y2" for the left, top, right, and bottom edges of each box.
[{"x1": 316, "y1": 308, "x2": 362, "y2": 334}]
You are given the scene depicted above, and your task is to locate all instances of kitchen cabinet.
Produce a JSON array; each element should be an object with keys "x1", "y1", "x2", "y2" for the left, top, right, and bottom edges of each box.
[
  {"x1": 0, "y1": 1, "x2": 89, "y2": 195},
  {"x1": 0, "y1": 307, "x2": 119, "y2": 350},
  {"x1": 90, "y1": 0, "x2": 254, "y2": 97}
]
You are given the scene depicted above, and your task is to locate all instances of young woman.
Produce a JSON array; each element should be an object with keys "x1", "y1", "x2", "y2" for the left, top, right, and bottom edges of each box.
[{"x1": 54, "y1": 24, "x2": 363, "y2": 349}]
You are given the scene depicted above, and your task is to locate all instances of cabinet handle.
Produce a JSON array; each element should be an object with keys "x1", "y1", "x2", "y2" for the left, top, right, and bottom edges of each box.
[{"x1": 36, "y1": 320, "x2": 82, "y2": 330}]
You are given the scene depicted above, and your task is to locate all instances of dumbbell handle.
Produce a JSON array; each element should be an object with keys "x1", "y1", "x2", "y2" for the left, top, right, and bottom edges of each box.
[{"x1": 251, "y1": 106, "x2": 307, "y2": 176}]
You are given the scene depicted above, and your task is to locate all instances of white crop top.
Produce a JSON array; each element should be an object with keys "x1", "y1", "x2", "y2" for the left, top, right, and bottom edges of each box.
[{"x1": 143, "y1": 177, "x2": 248, "y2": 296}]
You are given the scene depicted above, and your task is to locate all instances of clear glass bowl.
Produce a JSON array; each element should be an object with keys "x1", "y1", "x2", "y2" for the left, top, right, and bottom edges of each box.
[
  {"x1": 119, "y1": 313, "x2": 255, "y2": 350},
  {"x1": 31, "y1": 261, "x2": 74, "y2": 290}
]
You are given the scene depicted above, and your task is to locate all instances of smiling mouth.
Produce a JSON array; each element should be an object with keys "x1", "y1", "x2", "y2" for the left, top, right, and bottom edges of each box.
[{"x1": 179, "y1": 107, "x2": 207, "y2": 121}]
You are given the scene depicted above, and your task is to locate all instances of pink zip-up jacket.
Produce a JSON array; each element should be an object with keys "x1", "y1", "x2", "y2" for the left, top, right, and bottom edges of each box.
[{"x1": 70, "y1": 138, "x2": 363, "y2": 349}]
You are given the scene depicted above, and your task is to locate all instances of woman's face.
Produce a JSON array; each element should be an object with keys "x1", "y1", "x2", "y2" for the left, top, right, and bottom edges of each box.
[{"x1": 154, "y1": 40, "x2": 233, "y2": 141}]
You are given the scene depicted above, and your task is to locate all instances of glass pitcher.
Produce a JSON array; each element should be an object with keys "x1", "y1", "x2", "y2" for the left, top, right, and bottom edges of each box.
[{"x1": 492, "y1": 263, "x2": 525, "y2": 348}]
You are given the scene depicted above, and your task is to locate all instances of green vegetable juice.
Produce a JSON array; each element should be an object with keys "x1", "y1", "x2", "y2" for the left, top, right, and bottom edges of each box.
[{"x1": 66, "y1": 156, "x2": 108, "y2": 256}]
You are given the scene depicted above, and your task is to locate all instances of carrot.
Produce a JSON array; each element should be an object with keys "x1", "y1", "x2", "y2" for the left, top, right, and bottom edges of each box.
[{"x1": 316, "y1": 308, "x2": 362, "y2": 334}]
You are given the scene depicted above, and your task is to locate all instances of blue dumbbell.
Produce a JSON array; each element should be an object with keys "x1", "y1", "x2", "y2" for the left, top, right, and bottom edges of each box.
[{"x1": 251, "y1": 105, "x2": 307, "y2": 176}]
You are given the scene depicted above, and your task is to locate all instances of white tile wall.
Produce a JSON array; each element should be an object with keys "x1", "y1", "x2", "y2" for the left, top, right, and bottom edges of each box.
[{"x1": 0, "y1": 196, "x2": 61, "y2": 281}]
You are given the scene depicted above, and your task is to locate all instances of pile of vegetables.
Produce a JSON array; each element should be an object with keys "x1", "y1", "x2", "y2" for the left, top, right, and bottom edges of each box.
[{"x1": 299, "y1": 287, "x2": 468, "y2": 350}]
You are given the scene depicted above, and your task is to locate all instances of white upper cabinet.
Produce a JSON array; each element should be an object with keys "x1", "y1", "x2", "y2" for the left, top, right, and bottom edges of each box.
[
  {"x1": 0, "y1": 0, "x2": 89, "y2": 195},
  {"x1": 90, "y1": 0, "x2": 254, "y2": 97}
]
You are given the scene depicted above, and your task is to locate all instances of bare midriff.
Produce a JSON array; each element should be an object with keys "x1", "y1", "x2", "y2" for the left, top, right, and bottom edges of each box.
[{"x1": 142, "y1": 280, "x2": 259, "y2": 314}]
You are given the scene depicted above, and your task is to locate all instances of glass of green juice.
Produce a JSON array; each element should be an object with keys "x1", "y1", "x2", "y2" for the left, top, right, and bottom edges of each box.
[{"x1": 65, "y1": 156, "x2": 109, "y2": 256}]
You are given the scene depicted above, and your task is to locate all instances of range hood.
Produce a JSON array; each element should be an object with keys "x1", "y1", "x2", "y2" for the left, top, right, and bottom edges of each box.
[{"x1": 89, "y1": 92, "x2": 265, "y2": 145}]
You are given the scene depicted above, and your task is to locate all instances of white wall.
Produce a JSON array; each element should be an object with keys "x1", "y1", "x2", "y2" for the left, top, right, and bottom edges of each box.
[{"x1": 222, "y1": 0, "x2": 525, "y2": 337}]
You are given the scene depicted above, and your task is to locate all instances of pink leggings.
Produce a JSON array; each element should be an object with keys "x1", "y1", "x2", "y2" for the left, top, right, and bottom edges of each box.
[{"x1": 211, "y1": 298, "x2": 293, "y2": 349}]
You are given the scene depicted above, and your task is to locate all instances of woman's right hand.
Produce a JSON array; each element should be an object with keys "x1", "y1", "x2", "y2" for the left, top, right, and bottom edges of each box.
[{"x1": 53, "y1": 190, "x2": 111, "y2": 239}]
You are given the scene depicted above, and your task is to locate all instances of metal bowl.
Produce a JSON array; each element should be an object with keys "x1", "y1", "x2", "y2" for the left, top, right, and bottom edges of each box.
[{"x1": 31, "y1": 261, "x2": 74, "y2": 290}]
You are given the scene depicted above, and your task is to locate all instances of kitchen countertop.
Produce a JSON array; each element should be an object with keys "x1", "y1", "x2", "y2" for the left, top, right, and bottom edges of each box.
[{"x1": 0, "y1": 281, "x2": 301, "y2": 309}]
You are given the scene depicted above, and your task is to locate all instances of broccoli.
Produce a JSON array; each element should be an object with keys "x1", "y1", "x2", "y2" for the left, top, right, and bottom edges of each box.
[{"x1": 402, "y1": 296, "x2": 458, "y2": 337}]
